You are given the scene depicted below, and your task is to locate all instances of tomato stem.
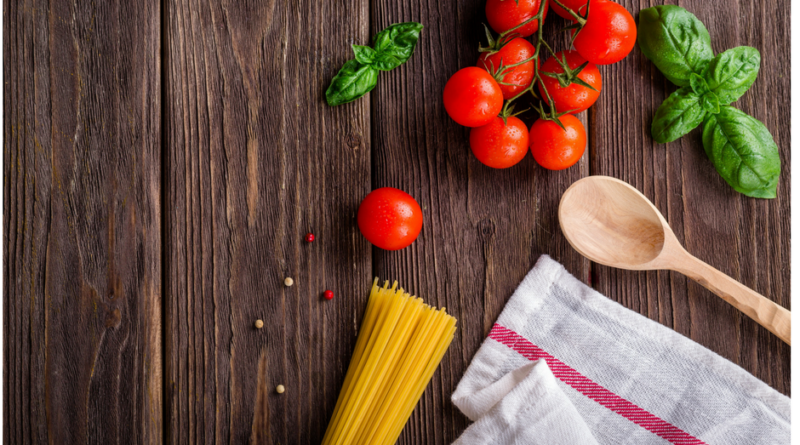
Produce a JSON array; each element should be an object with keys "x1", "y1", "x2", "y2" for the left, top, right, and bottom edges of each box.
[
  {"x1": 550, "y1": 0, "x2": 589, "y2": 27},
  {"x1": 488, "y1": 0, "x2": 590, "y2": 131},
  {"x1": 540, "y1": 56, "x2": 598, "y2": 91}
]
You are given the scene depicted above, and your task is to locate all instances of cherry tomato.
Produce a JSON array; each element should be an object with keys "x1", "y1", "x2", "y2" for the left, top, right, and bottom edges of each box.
[
  {"x1": 470, "y1": 116, "x2": 529, "y2": 169},
  {"x1": 357, "y1": 187, "x2": 423, "y2": 250},
  {"x1": 477, "y1": 38, "x2": 537, "y2": 100},
  {"x1": 550, "y1": 0, "x2": 592, "y2": 20},
  {"x1": 573, "y1": 0, "x2": 636, "y2": 65},
  {"x1": 538, "y1": 50, "x2": 601, "y2": 114},
  {"x1": 443, "y1": 67, "x2": 504, "y2": 127},
  {"x1": 485, "y1": 0, "x2": 548, "y2": 38},
  {"x1": 529, "y1": 115, "x2": 586, "y2": 170}
]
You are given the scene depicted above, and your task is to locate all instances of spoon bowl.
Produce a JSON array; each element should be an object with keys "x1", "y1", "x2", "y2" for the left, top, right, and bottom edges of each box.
[
  {"x1": 559, "y1": 176, "x2": 668, "y2": 269},
  {"x1": 558, "y1": 176, "x2": 790, "y2": 345}
]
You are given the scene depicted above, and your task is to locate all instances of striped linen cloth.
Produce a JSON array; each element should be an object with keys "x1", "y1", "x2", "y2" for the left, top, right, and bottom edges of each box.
[{"x1": 452, "y1": 255, "x2": 790, "y2": 444}]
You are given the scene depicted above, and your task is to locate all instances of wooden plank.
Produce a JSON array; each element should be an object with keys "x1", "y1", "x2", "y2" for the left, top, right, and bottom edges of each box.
[
  {"x1": 3, "y1": 0, "x2": 162, "y2": 443},
  {"x1": 164, "y1": 0, "x2": 371, "y2": 443},
  {"x1": 590, "y1": 0, "x2": 789, "y2": 395},
  {"x1": 370, "y1": 3, "x2": 590, "y2": 444}
]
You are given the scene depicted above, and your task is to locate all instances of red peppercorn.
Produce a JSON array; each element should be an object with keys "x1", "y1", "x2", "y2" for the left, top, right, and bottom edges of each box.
[
  {"x1": 323, "y1": 290, "x2": 334, "y2": 300},
  {"x1": 305, "y1": 233, "x2": 315, "y2": 242}
]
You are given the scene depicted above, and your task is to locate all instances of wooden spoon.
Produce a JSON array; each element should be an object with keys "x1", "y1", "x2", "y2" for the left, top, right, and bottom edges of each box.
[{"x1": 558, "y1": 176, "x2": 790, "y2": 345}]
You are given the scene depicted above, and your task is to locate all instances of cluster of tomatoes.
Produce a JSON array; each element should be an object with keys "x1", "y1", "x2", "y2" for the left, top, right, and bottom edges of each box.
[
  {"x1": 353, "y1": 1, "x2": 636, "y2": 254},
  {"x1": 443, "y1": 0, "x2": 636, "y2": 170}
]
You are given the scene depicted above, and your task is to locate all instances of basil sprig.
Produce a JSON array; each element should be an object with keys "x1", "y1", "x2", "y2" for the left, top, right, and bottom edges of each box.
[
  {"x1": 326, "y1": 22, "x2": 423, "y2": 106},
  {"x1": 638, "y1": 6, "x2": 780, "y2": 199}
]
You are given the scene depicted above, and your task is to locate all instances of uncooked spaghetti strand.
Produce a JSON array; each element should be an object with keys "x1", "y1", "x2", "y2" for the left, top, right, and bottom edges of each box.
[
  {"x1": 322, "y1": 280, "x2": 391, "y2": 445},
  {"x1": 322, "y1": 281, "x2": 457, "y2": 445},
  {"x1": 326, "y1": 279, "x2": 382, "y2": 427},
  {"x1": 356, "y1": 303, "x2": 435, "y2": 444},
  {"x1": 372, "y1": 310, "x2": 452, "y2": 444},
  {"x1": 353, "y1": 297, "x2": 425, "y2": 444},
  {"x1": 324, "y1": 281, "x2": 394, "y2": 445},
  {"x1": 330, "y1": 286, "x2": 408, "y2": 445},
  {"x1": 342, "y1": 293, "x2": 423, "y2": 444},
  {"x1": 383, "y1": 316, "x2": 456, "y2": 444},
  {"x1": 386, "y1": 319, "x2": 456, "y2": 444}
]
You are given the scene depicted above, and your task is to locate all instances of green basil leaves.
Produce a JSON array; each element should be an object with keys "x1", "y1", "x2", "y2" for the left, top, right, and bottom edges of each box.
[
  {"x1": 326, "y1": 60, "x2": 380, "y2": 107},
  {"x1": 701, "y1": 46, "x2": 760, "y2": 106},
  {"x1": 703, "y1": 108, "x2": 780, "y2": 199},
  {"x1": 326, "y1": 22, "x2": 423, "y2": 106},
  {"x1": 371, "y1": 22, "x2": 424, "y2": 71},
  {"x1": 637, "y1": 5, "x2": 714, "y2": 87},
  {"x1": 652, "y1": 87, "x2": 705, "y2": 144},
  {"x1": 638, "y1": 6, "x2": 780, "y2": 198}
]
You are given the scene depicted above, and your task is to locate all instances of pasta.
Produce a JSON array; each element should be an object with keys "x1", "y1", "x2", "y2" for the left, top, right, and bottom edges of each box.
[{"x1": 322, "y1": 278, "x2": 458, "y2": 445}]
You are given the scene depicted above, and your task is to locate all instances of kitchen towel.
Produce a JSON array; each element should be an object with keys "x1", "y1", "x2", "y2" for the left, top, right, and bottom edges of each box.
[{"x1": 452, "y1": 255, "x2": 790, "y2": 445}]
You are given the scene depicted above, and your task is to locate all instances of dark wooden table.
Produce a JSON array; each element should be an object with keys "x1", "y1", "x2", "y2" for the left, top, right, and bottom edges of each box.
[{"x1": 4, "y1": 0, "x2": 789, "y2": 443}]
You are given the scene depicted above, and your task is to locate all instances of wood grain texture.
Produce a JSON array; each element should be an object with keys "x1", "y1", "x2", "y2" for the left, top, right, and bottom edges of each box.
[
  {"x1": 4, "y1": 0, "x2": 790, "y2": 442},
  {"x1": 164, "y1": 0, "x2": 371, "y2": 443},
  {"x1": 370, "y1": 3, "x2": 590, "y2": 444},
  {"x1": 3, "y1": 0, "x2": 162, "y2": 443},
  {"x1": 590, "y1": 0, "x2": 790, "y2": 396}
]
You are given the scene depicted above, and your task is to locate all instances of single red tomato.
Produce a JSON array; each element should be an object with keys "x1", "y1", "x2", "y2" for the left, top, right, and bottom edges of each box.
[
  {"x1": 470, "y1": 116, "x2": 529, "y2": 168},
  {"x1": 477, "y1": 38, "x2": 537, "y2": 100},
  {"x1": 443, "y1": 67, "x2": 504, "y2": 127},
  {"x1": 357, "y1": 187, "x2": 423, "y2": 250},
  {"x1": 550, "y1": 0, "x2": 595, "y2": 20},
  {"x1": 573, "y1": 0, "x2": 636, "y2": 65},
  {"x1": 529, "y1": 115, "x2": 586, "y2": 170},
  {"x1": 538, "y1": 50, "x2": 601, "y2": 114},
  {"x1": 485, "y1": 0, "x2": 548, "y2": 38}
]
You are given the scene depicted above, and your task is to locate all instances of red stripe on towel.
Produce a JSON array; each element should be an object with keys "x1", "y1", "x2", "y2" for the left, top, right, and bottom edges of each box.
[{"x1": 489, "y1": 324, "x2": 707, "y2": 445}]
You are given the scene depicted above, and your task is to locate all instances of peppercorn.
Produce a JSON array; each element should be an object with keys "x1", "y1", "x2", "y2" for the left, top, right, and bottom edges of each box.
[
  {"x1": 305, "y1": 233, "x2": 315, "y2": 242},
  {"x1": 255, "y1": 319, "x2": 264, "y2": 329},
  {"x1": 323, "y1": 290, "x2": 334, "y2": 300}
]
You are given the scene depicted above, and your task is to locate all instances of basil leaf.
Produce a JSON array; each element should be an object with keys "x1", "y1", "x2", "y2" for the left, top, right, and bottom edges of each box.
[
  {"x1": 700, "y1": 92, "x2": 720, "y2": 114},
  {"x1": 702, "y1": 106, "x2": 780, "y2": 198},
  {"x1": 352, "y1": 45, "x2": 377, "y2": 64},
  {"x1": 689, "y1": 73, "x2": 710, "y2": 96},
  {"x1": 651, "y1": 87, "x2": 706, "y2": 143},
  {"x1": 638, "y1": 5, "x2": 714, "y2": 87},
  {"x1": 371, "y1": 22, "x2": 423, "y2": 71},
  {"x1": 325, "y1": 60, "x2": 378, "y2": 107},
  {"x1": 701, "y1": 46, "x2": 760, "y2": 106}
]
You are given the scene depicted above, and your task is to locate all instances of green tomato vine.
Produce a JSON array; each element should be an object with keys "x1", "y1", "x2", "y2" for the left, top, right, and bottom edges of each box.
[{"x1": 483, "y1": 0, "x2": 595, "y2": 129}]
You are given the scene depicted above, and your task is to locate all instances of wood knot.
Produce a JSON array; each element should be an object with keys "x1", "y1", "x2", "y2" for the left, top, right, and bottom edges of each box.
[
  {"x1": 345, "y1": 133, "x2": 361, "y2": 149},
  {"x1": 477, "y1": 218, "x2": 496, "y2": 242}
]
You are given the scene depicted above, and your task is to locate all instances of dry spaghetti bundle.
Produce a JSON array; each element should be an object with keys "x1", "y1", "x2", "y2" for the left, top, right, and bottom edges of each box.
[{"x1": 322, "y1": 279, "x2": 457, "y2": 445}]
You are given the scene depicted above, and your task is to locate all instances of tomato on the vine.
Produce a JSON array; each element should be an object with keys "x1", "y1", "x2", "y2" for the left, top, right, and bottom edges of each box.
[
  {"x1": 444, "y1": 67, "x2": 504, "y2": 127},
  {"x1": 529, "y1": 115, "x2": 586, "y2": 170},
  {"x1": 357, "y1": 187, "x2": 423, "y2": 250},
  {"x1": 538, "y1": 50, "x2": 601, "y2": 114},
  {"x1": 573, "y1": 0, "x2": 636, "y2": 65},
  {"x1": 550, "y1": 0, "x2": 591, "y2": 20},
  {"x1": 470, "y1": 116, "x2": 529, "y2": 168},
  {"x1": 485, "y1": 0, "x2": 548, "y2": 38},
  {"x1": 477, "y1": 38, "x2": 537, "y2": 100}
]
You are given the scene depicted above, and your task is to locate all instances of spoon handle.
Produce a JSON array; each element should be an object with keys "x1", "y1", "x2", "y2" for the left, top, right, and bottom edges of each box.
[{"x1": 672, "y1": 254, "x2": 790, "y2": 345}]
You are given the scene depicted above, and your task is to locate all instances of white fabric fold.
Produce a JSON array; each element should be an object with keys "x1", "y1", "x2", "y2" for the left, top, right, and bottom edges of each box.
[
  {"x1": 453, "y1": 360, "x2": 598, "y2": 445},
  {"x1": 452, "y1": 255, "x2": 790, "y2": 445}
]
